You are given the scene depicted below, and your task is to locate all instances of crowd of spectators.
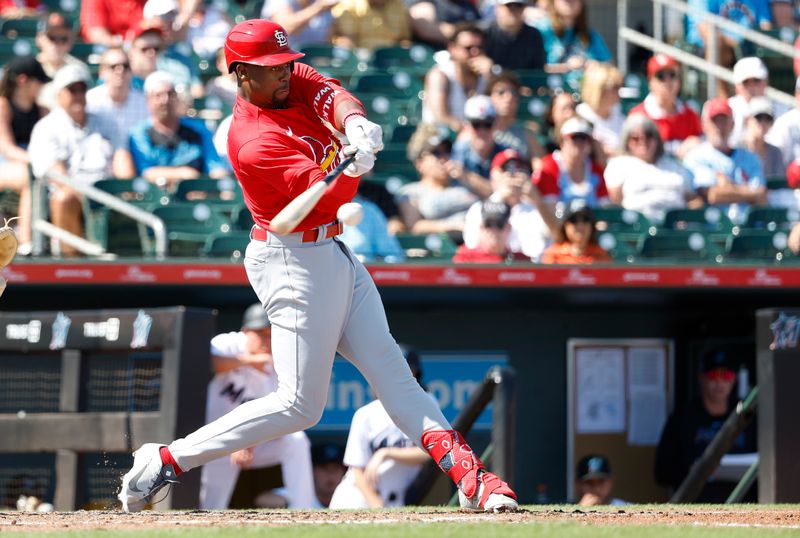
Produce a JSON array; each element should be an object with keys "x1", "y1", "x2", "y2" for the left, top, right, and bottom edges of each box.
[{"x1": 1, "y1": 0, "x2": 800, "y2": 262}]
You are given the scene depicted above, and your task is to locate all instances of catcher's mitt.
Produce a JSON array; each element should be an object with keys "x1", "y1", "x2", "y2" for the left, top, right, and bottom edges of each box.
[{"x1": 0, "y1": 217, "x2": 19, "y2": 269}]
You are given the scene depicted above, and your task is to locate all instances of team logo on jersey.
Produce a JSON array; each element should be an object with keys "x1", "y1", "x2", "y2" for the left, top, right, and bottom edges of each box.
[
  {"x1": 300, "y1": 136, "x2": 339, "y2": 173},
  {"x1": 274, "y1": 30, "x2": 288, "y2": 47}
]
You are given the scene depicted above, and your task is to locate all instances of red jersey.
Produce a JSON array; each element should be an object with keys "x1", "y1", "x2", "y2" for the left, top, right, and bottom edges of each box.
[
  {"x1": 80, "y1": 0, "x2": 146, "y2": 43},
  {"x1": 227, "y1": 63, "x2": 362, "y2": 232},
  {"x1": 629, "y1": 95, "x2": 702, "y2": 142},
  {"x1": 533, "y1": 152, "x2": 608, "y2": 205}
]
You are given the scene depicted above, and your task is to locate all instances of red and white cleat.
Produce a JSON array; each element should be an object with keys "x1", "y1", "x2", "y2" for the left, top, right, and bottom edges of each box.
[{"x1": 458, "y1": 470, "x2": 519, "y2": 512}]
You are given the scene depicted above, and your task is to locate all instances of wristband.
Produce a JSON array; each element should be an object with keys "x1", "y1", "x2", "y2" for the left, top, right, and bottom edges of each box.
[{"x1": 342, "y1": 110, "x2": 366, "y2": 127}]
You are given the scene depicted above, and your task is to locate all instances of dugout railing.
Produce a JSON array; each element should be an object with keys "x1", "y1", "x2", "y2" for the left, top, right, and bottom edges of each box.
[
  {"x1": 404, "y1": 365, "x2": 516, "y2": 505},
  {"x1": 0, "y1": 307, "x2": 216, "y2": 510}
]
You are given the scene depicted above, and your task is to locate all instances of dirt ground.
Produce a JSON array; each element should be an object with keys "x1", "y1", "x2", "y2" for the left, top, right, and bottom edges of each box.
[{"x1": 1, "y1": 507, "x2": 799, "y2": 533}]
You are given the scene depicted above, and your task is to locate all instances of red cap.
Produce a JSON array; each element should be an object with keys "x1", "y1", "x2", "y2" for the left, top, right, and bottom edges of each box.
[
  {"x1": 787, "y1": 160, "x2": 800, "y2": 189},
  {"x1": 491, "y1": 149, "x2": 527, "y2": 171},
  {"x1": 224, "y1": 19, "x2": 304, "y2": 73},
  {"x1": 134, "y1": 23, "x2": 165, "y2": 40},
  {"x1": 647, "y1": 54, "x2": 679, "y2": 79},
  {"x1": 702, "y1": 97, "x2": 733, "y2": 120}
]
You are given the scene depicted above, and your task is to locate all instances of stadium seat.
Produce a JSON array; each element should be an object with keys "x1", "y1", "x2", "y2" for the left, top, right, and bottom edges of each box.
[
  {"x1": 597, "y1": 231, "x2": 640, "y2": 263},
  {"x1": 662, "y1": 207, "x2": 735, "y2": 233},
  {"x1": 232, "y1": 204, "x2": 254, "y2": 232},
  {"x1": 637, "y1": 230, "x2": 723, "y2": 263},
  {"x1": 744, "y1": 207, "x2": 796, "y2": 231},
  {"x1": 388, "y1": 123, "x2": 417, "y2": 144},
  {"x1": 0, "y1": 18, "x2": 41, "y2": 38},
  {"x1": 765, "y1": 175, "x2": 788, "y2": 190},
  {"x1": 371, "y1": 45, "x2": 435, "y2": 72},
  {"x1": 172, "y1": 177, "x2": 243, "y2": 216},
  {"x1": 591, "y1": 207, "x2": 651, "y2": 233},
  {"x1": 152, "y1": 203, "x2": 231, "y2": 257},
  {"x1": 356, "y1": 92, "x2": 417, "y2": 128},
  {"x1": 203, "y1": 231, "x2": 250, "y2": 261},
  {"x1": 41, "y1": 0, "x2": 80, "y2": 17},
  {"x1": 395, "y1": 233, "x2": 457, "y2": 259},
  {"x1": 352, "y1": 72, "x2": 422, "y2": 99},
  {"x1": 0, "y1": 37, "x2": 36, "y2": 61},
  {"x1": 725, "y1": 229, "x2": 789, "y2": 262},
  {"x1": 371, "y1": 145, "x2": 417, "y2": 178}
]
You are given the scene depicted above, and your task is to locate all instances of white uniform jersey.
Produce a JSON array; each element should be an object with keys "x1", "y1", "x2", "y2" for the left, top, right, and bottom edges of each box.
[
  {"x1": 330, "y1": 394, "x2": 435, "y2": 508},
  {"x1": 206, "y1": 331, "x2": 277, "y2": 421}
]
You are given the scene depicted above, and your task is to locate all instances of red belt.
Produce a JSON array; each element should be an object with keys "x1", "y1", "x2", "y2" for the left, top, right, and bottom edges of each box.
[{"x1": 251, "y1": 221, "x2": 343, "y2": 243}]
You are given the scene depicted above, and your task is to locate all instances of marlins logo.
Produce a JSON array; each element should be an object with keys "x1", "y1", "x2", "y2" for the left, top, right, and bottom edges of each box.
[
  {"x1": 274, "y1": 29, "x2": 288, "y2": 47},
  {"x1": 300, "y1": 136, "x2": 339, "y2": 173}
]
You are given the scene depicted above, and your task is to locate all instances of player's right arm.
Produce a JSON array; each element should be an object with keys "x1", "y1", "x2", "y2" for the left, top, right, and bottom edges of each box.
[{"x1": 351, "y1": 467, "x2": 384, "y2": 508}]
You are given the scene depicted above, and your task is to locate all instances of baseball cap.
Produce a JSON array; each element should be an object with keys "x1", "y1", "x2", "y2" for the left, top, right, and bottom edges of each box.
[
  {"x1": 576, "y1": 455, "x2": 612, "y2": 481},
  {"x1": 3, "y1": 56, "x2": 50, "y2": 84},
  {"x1": 560, "y1": 117, "x2": 593, "y2": 138},
  {"x1": 747, "y1": 97, "x2": 774, "y2": 119},
  {"x1": 38, "y1": 12, "x2": 72, "y2": 34},
  {"x1": 481, "y1": 200, "x2": 512, "y2": 228},
  {"x1": 52, "y1": 64, "x2": 92, "y2": 93},
  {"x1": 647, "y1": 54, "x2": 679, "y2": 79},
  {"x1": 702, "y1": 97, "x2": 733, "y2": 120},
  {"x1": 143, "y1": 70, "x2": 175, "y2": 94},
  {"x1": 311, "y1": 443, "x2": 345, "y2": 466},
  {"x1": 733, "y1": 57, "x2": 768, "y2": 85},
  {"x1": 407, "y1": 123, "x2": 452, "y2": 161},
  {"x1": 491, "y1": 149, "x2": 528, "y2": 172},
  {"x1": 700, "y1": 349, "x2": 736, "y2": 374},
  {"x1": 564, "y1": 204, "x2": 595, "y2": 224},
  {"x1": 787, "y1": 159, "x2": 800, "y2": 189},
  {"x1": 143, "y1": 0, "x2": 179, "y2": 19},
  {"x1": 464, "y1": 95, "x2": 496, "y2": 122},
  {"x1": 241, "y1": 303, "x2": 270, "y2": 330}
]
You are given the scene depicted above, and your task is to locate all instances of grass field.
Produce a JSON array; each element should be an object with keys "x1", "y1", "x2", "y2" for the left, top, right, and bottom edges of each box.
[{"x1": 2, "y1": 505, "x2": 800, "y2": 537}]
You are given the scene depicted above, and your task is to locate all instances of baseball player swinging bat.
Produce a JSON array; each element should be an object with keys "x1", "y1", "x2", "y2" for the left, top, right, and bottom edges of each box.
[{"x1": 269, "y1": 151, "x2": 358, "y2": 235}]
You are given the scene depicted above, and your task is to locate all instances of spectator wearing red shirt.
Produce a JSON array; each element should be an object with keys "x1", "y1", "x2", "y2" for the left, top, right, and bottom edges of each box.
[
  {"x1": 533, "y1": 117, "x2": 608, "y2": 216},
  {"x1": 629, "y1": 54, "x2": 702, "y2": 160},
  {"x1": 541, "y1": 205, "x2": 611, "y2": 264},
  {"x1": 453, "y1": 200, "x2": 530, "y2": 264},
  {"x1": 81, "y1": 0, "x2": 147, "y2": 46}
]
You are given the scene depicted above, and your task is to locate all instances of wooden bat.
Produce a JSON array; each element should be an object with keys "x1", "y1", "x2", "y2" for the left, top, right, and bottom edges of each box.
[{"x1": 269, "y1": 153, "x2": 358, "y2": 235}]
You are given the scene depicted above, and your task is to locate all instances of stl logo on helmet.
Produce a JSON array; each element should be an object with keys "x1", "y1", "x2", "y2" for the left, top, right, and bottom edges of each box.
[
  {"x1": 300, "y1": 136, "x2": 339, "y2": 173},
  {"x1": 274, "y1": 30, "x2": 288, "y2": 47}
]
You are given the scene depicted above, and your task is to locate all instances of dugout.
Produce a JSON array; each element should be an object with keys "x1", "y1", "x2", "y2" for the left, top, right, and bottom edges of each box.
[
  {"x1": 1, "y1": 263, "x2": 799, "y2": 504},
  {"x1": 0, "y1": 307, "x2": 216, "y2": 510}
]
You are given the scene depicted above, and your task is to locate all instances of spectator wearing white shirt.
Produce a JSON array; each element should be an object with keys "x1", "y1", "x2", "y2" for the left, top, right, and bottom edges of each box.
[
  {"x1": 463, "y1": 149, "x2": 558, "y2": 261},
  {"x1": 765, "y1": 76, "x2": 800, "y2": 168},
  {"x1": 86, "y1": 47, "x2": 149, "y2": 150},
  {"x1": 728, "y1": 57, "x2": 789, "y2": 146},
  {"x1": 28, "y1": 64, "x2": 135, "y2": 256},
  {"x1": 605, "y1": 114, "x2": 701, "y2": 224}
]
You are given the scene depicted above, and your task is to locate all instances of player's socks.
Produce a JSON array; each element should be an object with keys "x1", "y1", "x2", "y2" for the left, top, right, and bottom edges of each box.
[
  {"x1": 159, "y1": 446, "x2": 183, "y2": 476},
  {"x1": 421, "y1": 429, "x2": 517, "y2": 511}
]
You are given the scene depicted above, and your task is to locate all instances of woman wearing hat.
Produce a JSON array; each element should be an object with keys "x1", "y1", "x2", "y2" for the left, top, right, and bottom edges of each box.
[{"x1": 0, "y1": 56, "x2": 50, "y2": 253}]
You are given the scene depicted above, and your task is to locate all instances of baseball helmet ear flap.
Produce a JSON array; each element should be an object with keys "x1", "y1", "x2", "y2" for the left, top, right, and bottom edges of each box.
[{"x1": 224, "y1": 19, "x2": 305, "y2": 72}]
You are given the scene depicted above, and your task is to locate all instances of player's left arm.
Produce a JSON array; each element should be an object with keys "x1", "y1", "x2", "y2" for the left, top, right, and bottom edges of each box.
[{"x1": 363, "y1": 447, "x2": 429, "y2": 489}]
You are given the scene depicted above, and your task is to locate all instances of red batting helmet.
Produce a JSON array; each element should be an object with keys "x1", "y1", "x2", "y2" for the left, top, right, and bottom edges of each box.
[{"x1": 224, "y1": 20, "x2": 305, "y2": 73}]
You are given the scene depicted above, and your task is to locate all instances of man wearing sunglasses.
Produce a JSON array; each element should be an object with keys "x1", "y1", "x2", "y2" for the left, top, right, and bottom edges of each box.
[
  {"x1": 629, "y1": 54, "x2": 702, "y2": 159},
  {"x1": 129, "y1": 26, "x2": 196, "y2": 99},
  {"x1": 453, "y1": 200, "x2": 529, "y2": 263},
  {"x1": 87, "y1": 47, "x2": 149, "y2": 150},
  {"x1": 655, "y1": 348, "x2": 757, "y2": 502},
  {"x1": 450, "y1": 95, "x2": 504, "y2": 198}
]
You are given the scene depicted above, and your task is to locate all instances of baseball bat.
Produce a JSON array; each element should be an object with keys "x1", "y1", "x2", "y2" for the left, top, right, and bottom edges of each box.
[{"x1": 269, "y1": 153, "x2": 357, "y2": 235}]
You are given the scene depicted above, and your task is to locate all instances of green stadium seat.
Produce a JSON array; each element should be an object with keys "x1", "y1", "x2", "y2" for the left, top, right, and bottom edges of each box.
[
  {"x1": 395, "y1": 233, "x2": 457, "y2": 259},
  {"x1": 152, "y1": 203, "x2": 231, "y2": 256},
  {"x1": 356, "y1": 92, "x2": 418, "y2": 129},
  {"x1": 299, "y1": 44, "x2": 361, "y2": 71},
  {"x1": 765, "y1": 175, "x2": 788, "y2": 190},
  {"x1": 515, "y1": 69, "x2": 550, "y2": 94},
  {"x1": 0, "y1": 18, "x2": 41, "y2": 38},
  {"x1": 203, "y1": 231, "x2": 250, "y2": 260},
  {"x1": 371, "y1": 45, "x2": 435, "y2": 72},
  {"x1": 597, "y1": 231, "x2": 641, "y2": 263},
  {"x1": 352, "y1": 72, "x2": 422, "y2": 99},
  {"x1": 725, "y1": 229, "x2": 789, "y2": 262},
  {"x1": 41, "y1": 0, "x2": 80, "y2": 17},
  {"x1": 232, "y1": 204, "x2": 255, "y2": 231},
  {"x1": 637, "y1": 230, "x2": 723, "y2": 263},
  {"x1": 744, "y1": 207, "x2": 796, "y2": 231},
  {"x1": 172, "y1": 177, "x2": 243, "y2": 216},
  {"x1": 371, "y1": 145, "x2": 416, "y2": 177},
  {"x1": 0, "y1": 37, "x2": 36, "y2": 61},
  {"x1": 662, "y1": 207, "x2": 735, "y2": 233},
  {"x1": 388, "y1": 123, "x2": 417, "y2": 144},
  {"x1": 592, "y1": 207, "x2": 651, "y2": 233},
  {"x1": 518, "y1": 94, "x2": 550, "y2": 124}
]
